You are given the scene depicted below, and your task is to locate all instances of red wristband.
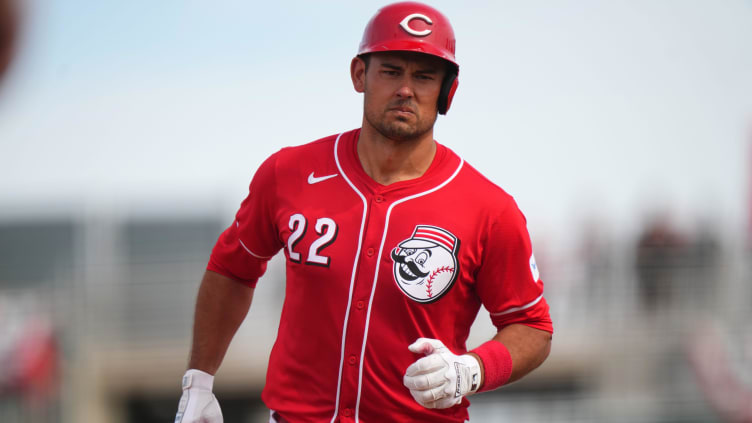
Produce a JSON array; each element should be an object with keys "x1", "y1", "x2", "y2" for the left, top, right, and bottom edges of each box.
[{"x1": 471, "y1": 340, "x2": 513, "y2": 392}]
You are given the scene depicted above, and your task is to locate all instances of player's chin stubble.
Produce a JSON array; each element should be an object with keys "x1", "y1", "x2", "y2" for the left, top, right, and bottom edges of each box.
[{"x1": 364, "y1": 101, "x2": 437, "y2": 143}]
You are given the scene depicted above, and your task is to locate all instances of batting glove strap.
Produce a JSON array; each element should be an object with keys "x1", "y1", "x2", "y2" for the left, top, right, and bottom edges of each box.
[
  {"x1": 182, "y1": 369, "x2": 215, "y2": 391},
  {"x1": 403, "y1": 338, "x2": 482, "y2": 409}
]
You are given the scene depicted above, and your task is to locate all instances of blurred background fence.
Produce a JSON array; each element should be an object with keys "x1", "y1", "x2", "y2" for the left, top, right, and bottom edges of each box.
[{"x1": 0, "y1": 211, "x2": 749, "y2": 422}]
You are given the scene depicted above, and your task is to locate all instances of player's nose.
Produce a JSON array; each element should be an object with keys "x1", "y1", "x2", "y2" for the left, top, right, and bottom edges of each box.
[{"x1": 394, "y1": 78, "x2": 415, "y2": 99}]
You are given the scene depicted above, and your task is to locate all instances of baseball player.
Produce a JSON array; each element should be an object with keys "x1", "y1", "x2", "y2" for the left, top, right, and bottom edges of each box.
[{"x1": 175, "y1": 2, "x2": 553, "y2": 422}]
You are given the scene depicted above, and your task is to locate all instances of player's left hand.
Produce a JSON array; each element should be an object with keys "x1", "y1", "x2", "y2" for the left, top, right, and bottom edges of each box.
[
  {"x1": 175, "y1": 369, "x2": 223, "y2": 423},
  {"x1": 403, "y1": 337, "x2": 482, "y2": 409}
]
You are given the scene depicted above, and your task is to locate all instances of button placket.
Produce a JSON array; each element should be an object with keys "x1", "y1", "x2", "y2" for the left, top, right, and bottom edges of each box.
[{"x1": 338, "y1": 190, "x2": 389, "y2": 419}]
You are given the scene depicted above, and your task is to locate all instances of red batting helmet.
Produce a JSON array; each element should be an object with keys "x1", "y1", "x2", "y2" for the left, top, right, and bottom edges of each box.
[{"x1": 358, "y1": 2, "x2": 459, "y2": 115}]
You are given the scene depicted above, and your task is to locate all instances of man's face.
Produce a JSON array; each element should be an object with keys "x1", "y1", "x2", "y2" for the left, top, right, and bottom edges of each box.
[{"x1": 357, "y1": 52, "x2": 447, "y2": 142}]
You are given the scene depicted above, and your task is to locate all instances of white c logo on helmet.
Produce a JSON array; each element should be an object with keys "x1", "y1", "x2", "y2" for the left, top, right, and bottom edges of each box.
[{"x1": 399, "y1": 13, "x2": 433, "y2": 37}]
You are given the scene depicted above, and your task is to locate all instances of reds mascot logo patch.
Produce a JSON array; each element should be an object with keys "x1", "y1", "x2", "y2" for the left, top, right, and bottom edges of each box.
[{"x1": 391, "y1": 225, "x2": 460, "y2": 303}]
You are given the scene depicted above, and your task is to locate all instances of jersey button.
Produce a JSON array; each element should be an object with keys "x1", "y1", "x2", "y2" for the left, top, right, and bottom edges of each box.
[
  {"x1": 366, "y1": 247, "x2": 375, "y2": 257},
  {"x1": 356, "y1": 300, "x2": 365, "y2": 310},
  {"x1": 374, "y1": 195, "x2": 384, "y2": 203},
  {"x1": 348, "y1": 355, "x2": 357, "y2": 365},
  {"x1": 343, "y1": 408, "x2": 353, "y2": 417}
]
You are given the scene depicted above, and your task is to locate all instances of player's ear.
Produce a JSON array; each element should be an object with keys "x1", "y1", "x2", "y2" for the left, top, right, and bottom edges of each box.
[{"x1": 351, "y1": 56, "x2": 366, "y2": 93}]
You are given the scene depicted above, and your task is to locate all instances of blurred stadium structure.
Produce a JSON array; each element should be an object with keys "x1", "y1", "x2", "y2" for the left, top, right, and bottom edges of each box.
[{"x1": 0, "y1": 207, "x2": 749, "y2": 422}]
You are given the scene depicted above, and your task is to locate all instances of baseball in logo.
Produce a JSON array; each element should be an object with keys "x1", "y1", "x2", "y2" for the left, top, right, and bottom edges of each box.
[{"x1": 390, "y1": 225, "x2": 460, "y2": 303}]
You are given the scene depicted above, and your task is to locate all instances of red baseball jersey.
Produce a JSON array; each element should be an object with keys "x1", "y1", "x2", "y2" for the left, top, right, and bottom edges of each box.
[{"x1": 207, "y1": 129, "x2": 553, "y2": 423}]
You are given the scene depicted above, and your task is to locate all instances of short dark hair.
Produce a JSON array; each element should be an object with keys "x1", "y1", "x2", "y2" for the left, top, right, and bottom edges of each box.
[{"x1": 358, "y1": 54, "x2": 371, "y2": 71}]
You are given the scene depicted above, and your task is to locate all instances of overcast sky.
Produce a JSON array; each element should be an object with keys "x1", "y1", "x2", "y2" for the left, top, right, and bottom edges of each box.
[{"x1": 0, "y1": 0, "x2": 750, "y2": 243}]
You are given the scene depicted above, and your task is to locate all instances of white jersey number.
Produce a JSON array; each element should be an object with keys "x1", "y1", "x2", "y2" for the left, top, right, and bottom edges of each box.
[
  {"x1": 287, "y1": 214, "x2": 307, "y2": 262},
  {"x1": 287, "y1": 214, "x2": 338, "y2": 267}
]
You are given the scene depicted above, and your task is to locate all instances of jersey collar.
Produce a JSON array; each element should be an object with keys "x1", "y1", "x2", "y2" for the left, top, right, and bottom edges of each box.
[{"x1": 336, "y1": 128, "x2": 460, "y2": 198}]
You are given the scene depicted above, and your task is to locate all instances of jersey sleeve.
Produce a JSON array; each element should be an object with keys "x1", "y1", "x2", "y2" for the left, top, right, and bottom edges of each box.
[
  {"x1": 207, "y1": 152, "x2": 284, "y2": 287},
  {"x1": 475, "y1": 201, "x2": 553, "y2": 334}
]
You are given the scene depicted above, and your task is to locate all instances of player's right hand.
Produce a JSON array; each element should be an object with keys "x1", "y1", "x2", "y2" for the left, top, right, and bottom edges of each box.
[
  {"x1": 174, "y1": 369, "x2": 223, "y2": 423},
  {"x1": 403, "y1": 338, "x2": 481, "y2": 409}
]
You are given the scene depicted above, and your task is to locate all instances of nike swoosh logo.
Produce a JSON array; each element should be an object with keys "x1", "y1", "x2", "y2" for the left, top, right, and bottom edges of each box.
[{"x1": 307, "y1": 172, "x2": 338, "y2": 184}]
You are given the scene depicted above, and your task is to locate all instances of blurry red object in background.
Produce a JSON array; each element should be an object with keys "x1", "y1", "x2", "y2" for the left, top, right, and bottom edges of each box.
[
  {"x1": 13, "y1": 320, "x2": 59, "y2": 404},
  {"x1": 0, "y1": 0, "x2": 18, "y2": 81}
]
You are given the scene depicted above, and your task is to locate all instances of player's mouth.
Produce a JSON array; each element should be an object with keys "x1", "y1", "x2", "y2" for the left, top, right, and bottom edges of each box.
[{"x1": 388, "y1": 102, "x2": 417, "y2": 116}]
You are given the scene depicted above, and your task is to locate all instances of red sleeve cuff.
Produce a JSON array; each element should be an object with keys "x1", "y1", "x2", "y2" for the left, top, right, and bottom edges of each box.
[{"x1": 206, "y1": 259, "x2": 261, "y2": 288}]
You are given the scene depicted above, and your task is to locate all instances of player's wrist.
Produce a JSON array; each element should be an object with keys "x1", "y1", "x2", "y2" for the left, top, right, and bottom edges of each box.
[
  {"x1": 457, "y1": 353, "x2": 482, "y2": 394},
  {"x1": 464, "y1": 352, "x2": 484, "y2": 392},
  {"x1": 470, "y1": 340, "x2": 513, "y2": 392},
  {"x1": 182, "y1": 369, "x2": 215, "y2": 391}
]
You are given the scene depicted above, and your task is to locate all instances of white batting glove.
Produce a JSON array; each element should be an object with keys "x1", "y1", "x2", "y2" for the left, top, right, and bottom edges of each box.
[
  {"x1": 174, "y1": 369, "x2": 223, "y2": 423},
  {"x1": 403, "y1": 338, "x2": 482, "y2": 409}
]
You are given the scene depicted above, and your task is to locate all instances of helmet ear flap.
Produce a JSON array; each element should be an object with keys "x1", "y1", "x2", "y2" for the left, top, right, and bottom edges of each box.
[{"x1": 438, "y1": 72, "x2": 458, "y2": 115}]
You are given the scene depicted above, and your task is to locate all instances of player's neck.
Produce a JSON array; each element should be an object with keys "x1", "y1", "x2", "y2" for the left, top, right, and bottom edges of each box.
[{"x1": 356, "y1": 125, "x2": 437, "y2": 186}]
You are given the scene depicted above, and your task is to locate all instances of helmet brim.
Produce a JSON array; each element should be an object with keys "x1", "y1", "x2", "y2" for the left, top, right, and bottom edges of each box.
[{"x1": 358, "y1": 39, "x2": 458, "y2": 69}]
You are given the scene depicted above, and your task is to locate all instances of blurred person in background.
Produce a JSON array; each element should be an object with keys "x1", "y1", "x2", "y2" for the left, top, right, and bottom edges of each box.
[
  {"x1": 635, "y1": 213, "x2": 722, "y2": 314},
  {"x1": 175, "y1": 2, "x2": 552, "y2": 423},
  {"x1": 634, "y1": 214, "x2": 688, "y2": 311},
  {"x1": 0, "y1": 296, "x2": 60, "y2": 423}
]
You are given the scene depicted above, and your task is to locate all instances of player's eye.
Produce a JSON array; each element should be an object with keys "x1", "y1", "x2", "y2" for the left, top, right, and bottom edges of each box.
[
  {"x1": 416, "y1": 252, "x2": 428, "y2": 265},
  {"x1": 404, "y1": 249, "x2": 415, "y2": 255}
]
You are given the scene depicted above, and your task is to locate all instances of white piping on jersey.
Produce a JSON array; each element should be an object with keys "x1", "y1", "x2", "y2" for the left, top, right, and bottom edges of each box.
[
  {"x1": 354, "y1": 157, "x2": 465, "y2": 422},
  {"x1": 330, "y1": 133, "x2": 369, "y2": 423},
  {"x1": 238, "y1": 237, "x2": 274, "y2": 259},
  {"x1": 235, "y1": 220, "x2": 275, "y2": 259},
  {"x1": 490, "y1": 294, "x2": 544, "y2": 316}
]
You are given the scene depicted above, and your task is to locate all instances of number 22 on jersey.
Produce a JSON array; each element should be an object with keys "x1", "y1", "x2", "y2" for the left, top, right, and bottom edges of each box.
[{"x1": 286, "y1": 213, "x2": 338, "y2": 267}]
